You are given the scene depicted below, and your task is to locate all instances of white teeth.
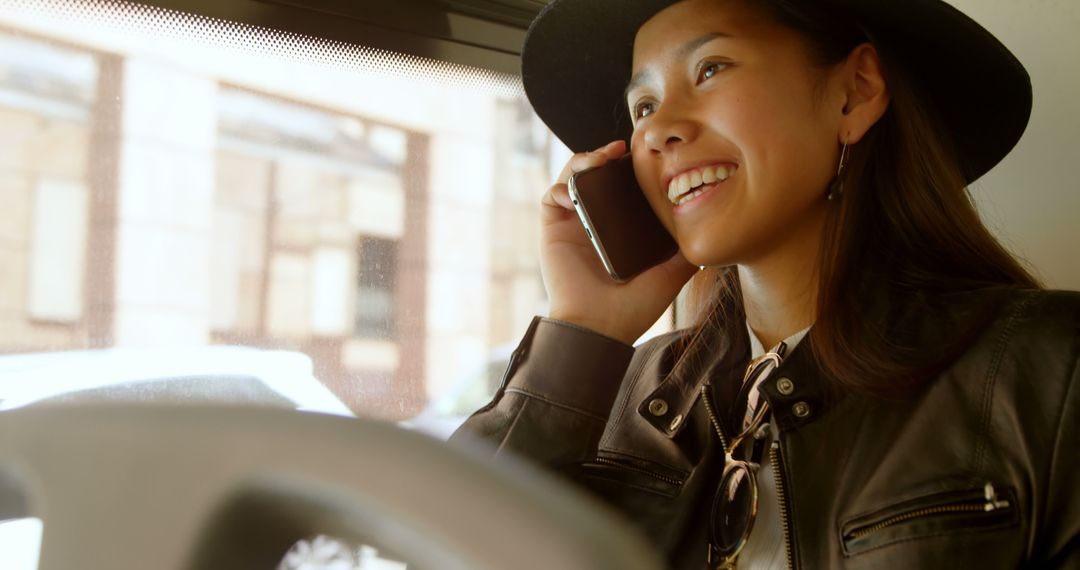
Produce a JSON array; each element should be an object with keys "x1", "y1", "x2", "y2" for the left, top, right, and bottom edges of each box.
[
  {"x1": 666, "y1": 164, "x2": 738, "y2": 205},
  {"x1": 675, "y1": 187, "x2": 707, "y2": 206}
]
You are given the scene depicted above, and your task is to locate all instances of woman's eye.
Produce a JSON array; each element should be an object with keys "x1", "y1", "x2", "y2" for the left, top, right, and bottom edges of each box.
[
  {"x1": 697, "y1": 61, "x2": 727, "y2": 84},
  {"x1": 633, "y1": 101, "x2": 657, "y2": 120}
]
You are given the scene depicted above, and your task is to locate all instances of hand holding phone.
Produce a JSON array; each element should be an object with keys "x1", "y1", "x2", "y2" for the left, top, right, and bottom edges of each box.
[
  {"x1": 540, "y1": 142, "x2": 697, "y2": 344},
  {"x1": 568, "y1": 154, "x2": 679, "y2": 282}
]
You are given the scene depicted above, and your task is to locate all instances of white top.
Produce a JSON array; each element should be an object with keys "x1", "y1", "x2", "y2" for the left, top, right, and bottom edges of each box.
[{"x1": 737, "y1": 323, "x2": 809, "y2": 570}]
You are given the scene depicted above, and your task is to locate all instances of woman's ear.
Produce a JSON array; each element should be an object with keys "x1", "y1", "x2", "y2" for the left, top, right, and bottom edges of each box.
[{"x1": 838, "y1": 43, "x2": 889, "y2": 144}]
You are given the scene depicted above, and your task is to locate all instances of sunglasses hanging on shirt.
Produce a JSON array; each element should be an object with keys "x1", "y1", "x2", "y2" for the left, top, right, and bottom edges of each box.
[{"x1": 707, "y1": 343, "x2": 787, "y2": 570}]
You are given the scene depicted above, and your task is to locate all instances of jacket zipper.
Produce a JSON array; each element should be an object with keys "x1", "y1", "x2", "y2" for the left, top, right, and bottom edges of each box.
[
  {"x1": 699, "y1": 383, "x2": 729, "y2": 451},
  {"x1": 592, "y1": 456, "x2": 685, "y2": 487},
  {"x1": 770, "y1": 441, "x2": 795, "y2": 570},
  {"x1": 844, "y1": 483, "x2": 1012, "y2": 541}
]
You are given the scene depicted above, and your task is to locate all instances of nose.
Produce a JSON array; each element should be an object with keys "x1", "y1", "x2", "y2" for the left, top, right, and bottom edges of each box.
[{"x1": 641, "y1": 104, "x2": 700, "y2": 154}]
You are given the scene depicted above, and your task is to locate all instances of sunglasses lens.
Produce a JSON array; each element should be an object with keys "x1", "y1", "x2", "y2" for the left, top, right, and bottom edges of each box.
[{"x1": 710, "y1": 462, "x2": 757, "y2": 555}]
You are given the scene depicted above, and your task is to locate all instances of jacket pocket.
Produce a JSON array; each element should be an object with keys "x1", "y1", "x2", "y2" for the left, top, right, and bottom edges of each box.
[
  {"x1": 841, "y1": 482, "x2": 1018, "y2": 556},
  {"x1": 579, "y1": 449, "x2": 688, "y2": 499}
]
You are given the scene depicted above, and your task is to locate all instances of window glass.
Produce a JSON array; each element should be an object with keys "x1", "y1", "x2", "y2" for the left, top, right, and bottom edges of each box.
[
  {"x1": 0, "y1": 31, "x2": 96, "y2": 348},
  {"x1": 0, "y1": 1, "x2": 676, "y2": 417},
  {"x1": 0, "y1": 0, "x2": 675, "y2": 566},
  {"x1": 0, "y1": 518, "x2": 42, "y2": 570}
]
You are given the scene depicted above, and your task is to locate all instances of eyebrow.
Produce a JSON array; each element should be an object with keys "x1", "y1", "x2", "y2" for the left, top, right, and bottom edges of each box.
[{"x1": 623, "y1": 31, "x2": 731, "y2": 101}]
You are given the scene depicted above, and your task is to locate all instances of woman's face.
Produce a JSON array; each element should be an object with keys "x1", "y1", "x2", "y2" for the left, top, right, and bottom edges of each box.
[{"x1": 628, "y1": 0, "x2": 844, "y2": 267}]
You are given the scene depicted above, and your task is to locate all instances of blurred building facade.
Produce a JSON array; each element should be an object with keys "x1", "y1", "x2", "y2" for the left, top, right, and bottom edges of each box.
[{"x1": 0, "y1": 2, "x2": 556, "y2": 419}]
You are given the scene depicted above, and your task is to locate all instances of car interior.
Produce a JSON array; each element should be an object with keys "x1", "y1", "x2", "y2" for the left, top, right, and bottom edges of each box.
[{"x1": 0, "y1": 0, "x2": 1074, "y2": 568}]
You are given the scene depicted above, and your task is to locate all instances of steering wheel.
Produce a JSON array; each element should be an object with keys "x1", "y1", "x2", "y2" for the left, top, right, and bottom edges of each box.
[{"x1": 0, "y1": 404, "x2": 665, "y2": 570}]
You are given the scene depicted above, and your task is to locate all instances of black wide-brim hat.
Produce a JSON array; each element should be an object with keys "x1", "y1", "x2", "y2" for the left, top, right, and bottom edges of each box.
[{"x1": 522, "y1": 0, "x2": 1032, "y2": 183}]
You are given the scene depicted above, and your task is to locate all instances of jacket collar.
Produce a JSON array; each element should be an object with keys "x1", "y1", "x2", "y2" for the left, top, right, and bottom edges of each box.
[
  {"x1": 636, "y1": 318, "x2": 751, "y2": 439},
  {"x1": 636, "y1": 286, "x2": 1017, "y2": 439},
  {"x1": 756, "y1": 337, "x2": 831, "y2": 433}
]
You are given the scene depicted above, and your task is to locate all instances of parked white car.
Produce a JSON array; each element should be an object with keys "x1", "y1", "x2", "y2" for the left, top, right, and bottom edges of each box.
[{"x1": 0, "y1": 345, "x2": 353, "y2": 416}]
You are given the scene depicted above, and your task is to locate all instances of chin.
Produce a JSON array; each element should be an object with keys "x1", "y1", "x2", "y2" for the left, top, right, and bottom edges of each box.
[{"x1": 676, "y1": 238, "x2": 734, "y2": 268}]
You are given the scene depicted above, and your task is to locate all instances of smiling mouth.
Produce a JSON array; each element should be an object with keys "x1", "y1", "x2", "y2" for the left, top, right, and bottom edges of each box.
[{"x1": 667, "y1": 164, "x2": 737, "y2": 206}]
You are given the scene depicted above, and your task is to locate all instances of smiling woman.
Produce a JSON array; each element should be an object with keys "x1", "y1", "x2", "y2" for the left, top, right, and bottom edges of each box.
[{"x1": 454, "y1": 0, "x2": 1079, "y2": 569}]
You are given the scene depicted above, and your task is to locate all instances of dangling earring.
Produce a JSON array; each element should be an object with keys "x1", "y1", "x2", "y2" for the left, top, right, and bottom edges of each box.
[{"x1": 827, "y1": 142, "x2": 849, "y2": 201}]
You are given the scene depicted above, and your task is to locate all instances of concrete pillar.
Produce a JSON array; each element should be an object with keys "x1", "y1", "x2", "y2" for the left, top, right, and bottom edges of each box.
[
  {"x1": 112, "y1": 57, "x2": 217, "y2": 346},
  {"x1": 423, "y1": 90, "x2": 498, "y2": 401}
]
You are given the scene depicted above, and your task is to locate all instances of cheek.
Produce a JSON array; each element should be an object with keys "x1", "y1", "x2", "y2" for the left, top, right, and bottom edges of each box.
[
  {"x1": 629, "y1": 129, "x2": 647, "y2": 164},
  {"x1": 725, "y1": 93, "x2": 834, "y2": 195},
  {"x1": 723, "y1": 92, "x2": 797, "y2": 149}
]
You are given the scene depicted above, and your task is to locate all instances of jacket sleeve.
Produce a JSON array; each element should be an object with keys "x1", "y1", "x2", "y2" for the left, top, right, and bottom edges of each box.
[{"x1": 449, "y1": 316, "x2": 635, "y2": 476}]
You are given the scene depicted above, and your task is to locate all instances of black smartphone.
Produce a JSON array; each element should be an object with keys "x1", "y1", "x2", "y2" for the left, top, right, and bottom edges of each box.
[{"x1": 568, "y1": 154, "x2": 679, "y2": 282}]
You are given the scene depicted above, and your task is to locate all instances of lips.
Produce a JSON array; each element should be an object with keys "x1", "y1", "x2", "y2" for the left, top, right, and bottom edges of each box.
[{"x1": 667, "y1": 164, "x2": 737, "y2": 206}]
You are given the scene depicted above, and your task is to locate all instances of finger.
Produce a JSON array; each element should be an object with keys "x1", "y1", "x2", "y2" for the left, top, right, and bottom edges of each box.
[
  {"x1": 568, "y1": 140, "x2": 626, "y2": 173},
  {"x1": 540, "y1": 184, "x2": 578, "y2": 225},
  {"x1": 556, "y1": 140, "x2": 627, "y2": 185},
  {"x1": 599, "y1": 139, "x2": 627, "y2": 159},
  {"x1": 541, "y1": 182, "x2": 575, "y2": 211}
]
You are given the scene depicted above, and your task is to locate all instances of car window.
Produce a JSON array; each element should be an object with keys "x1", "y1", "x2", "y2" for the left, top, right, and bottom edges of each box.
[
  {"x1": 0, "y1": 1, "x2": 676, "y2": 567},
  {"x1": 0, "y1": 0, "x2": 596, "y2": 418}
]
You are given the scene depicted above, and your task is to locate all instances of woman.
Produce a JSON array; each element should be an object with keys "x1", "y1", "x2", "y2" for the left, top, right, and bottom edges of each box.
[{"x1": 453, "y1": 0, "x2": 1078, "y2": 568}]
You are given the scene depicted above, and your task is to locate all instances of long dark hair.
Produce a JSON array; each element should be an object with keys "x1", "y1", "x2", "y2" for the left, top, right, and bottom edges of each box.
[{"x1": 678, "y1": 0, "x2": 1040, "y2": 395}]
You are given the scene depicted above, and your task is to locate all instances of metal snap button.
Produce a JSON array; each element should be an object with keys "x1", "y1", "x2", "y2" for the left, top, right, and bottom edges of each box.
[
  {"x1": 792, "y1": 401, "x2": 811, "y2": 418},
  {"x1": 648, "y1": 398, "x2": 669, "y2": 416},
  {"x1": 669, "y1": 414, "x2": 683, "y2": 431},
  {"x1": 776, "y1": 377, "x2": 795, "y2": 396}
]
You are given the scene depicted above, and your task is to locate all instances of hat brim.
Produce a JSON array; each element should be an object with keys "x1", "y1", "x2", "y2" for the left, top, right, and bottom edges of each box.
[{"x1": 522, "y1": 0, "x2": 1031, "y2": 183}]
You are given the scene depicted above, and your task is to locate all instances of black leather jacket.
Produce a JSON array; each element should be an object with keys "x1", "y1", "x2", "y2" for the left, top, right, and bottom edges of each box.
[{"x1": 453, "y1": 287, "x2": 1079, "y2": 569}]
